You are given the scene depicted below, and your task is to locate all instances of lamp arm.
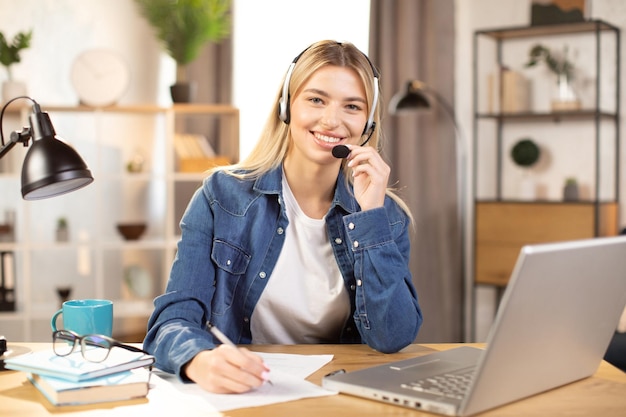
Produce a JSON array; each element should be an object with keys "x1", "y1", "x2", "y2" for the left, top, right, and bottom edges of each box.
[
  {"x1": 0, "y1": 127, "x2": 32, "y2": 159},
  {"x1": 0, "y1": 95, "x2": 37, "y2": 155}
]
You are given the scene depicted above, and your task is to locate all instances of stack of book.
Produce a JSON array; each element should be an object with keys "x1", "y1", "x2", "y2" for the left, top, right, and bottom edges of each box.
[
  {"x1": 4, "y1": 346, "x2": 155, "y2": 406},
  {"x1": 174, "y1": 133, "x2": 231, "y2": 173}
]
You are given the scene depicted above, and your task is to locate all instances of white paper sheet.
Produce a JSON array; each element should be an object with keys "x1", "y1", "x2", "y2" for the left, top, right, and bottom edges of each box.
[{"x1": 153, "y1": 352, "x2": 337, "y2": 411}]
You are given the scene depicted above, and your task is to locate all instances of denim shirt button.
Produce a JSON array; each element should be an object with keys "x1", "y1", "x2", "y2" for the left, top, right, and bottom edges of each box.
[
  {"x1": 356, "y1": 279, "x2": 362, "y2": 286},
  {"x1": 353, "y1": 240, "x2": 359, "y2": 248},
  {"x1": 348, "y1": 222, "x2": 355, "y2": 230},
  {"x1": 350, "y1": 284, "x2": 356, "y2": 291},
  {"x1": 334, "y1": 237, "x2": 342, "y2": 244},
  {"x1": 259, "y1": 271, "x2": 267, "y2": 279},
  {"x1": 243, "y1": 317, "x2": 249, "y2": 323},
  {"x1": 277, "y1": 227, "x2": 284, "y2": 235},
  {"x1": 226, "y1": 259, "x2": 231, "y2": 265}
]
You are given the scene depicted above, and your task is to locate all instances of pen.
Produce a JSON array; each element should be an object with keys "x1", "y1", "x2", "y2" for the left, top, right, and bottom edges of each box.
[
  {"x1": 207, "y1": 322, "x2": 237, "y2": 348},
  {"x1": 206, "y1": 322, "x2": 272, "y2": 385}
]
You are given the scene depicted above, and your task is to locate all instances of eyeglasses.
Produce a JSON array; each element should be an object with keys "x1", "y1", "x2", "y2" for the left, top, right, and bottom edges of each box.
[{"x1": 52, "y1": 330, "x2": 150, "y2": 363}]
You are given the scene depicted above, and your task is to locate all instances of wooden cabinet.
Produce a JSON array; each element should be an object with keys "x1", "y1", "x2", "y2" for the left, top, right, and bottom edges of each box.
[
  {"x1": 0, "y1": 104, "x2": 239, "y2": 341},
  {"x1": 475, "y1": 201, "x2": 618, "y2": 286},
  {"x1": 472, "y1": 20, "x2": 620, "y2": 288}
]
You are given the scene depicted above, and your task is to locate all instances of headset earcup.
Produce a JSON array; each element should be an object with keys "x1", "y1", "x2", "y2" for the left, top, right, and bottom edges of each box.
[{"x1": 278, "y1": 96, "x2": 289, "y2": 124}]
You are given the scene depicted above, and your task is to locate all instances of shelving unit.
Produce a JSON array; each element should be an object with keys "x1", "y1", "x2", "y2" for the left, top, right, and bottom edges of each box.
[
  {"x1": 472, "y1": 20, "x2": 620, "y2": 289},
  {"x1": 0, "y1": 104, "x2": 239, "y2": 341}
]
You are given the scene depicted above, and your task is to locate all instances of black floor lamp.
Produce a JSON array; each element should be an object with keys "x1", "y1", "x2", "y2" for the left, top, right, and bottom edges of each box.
[{"x1": 389, "y1": 80, "x2": 472, "y2": 341}]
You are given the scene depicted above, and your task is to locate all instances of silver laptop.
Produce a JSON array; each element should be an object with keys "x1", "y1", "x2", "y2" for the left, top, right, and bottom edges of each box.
[{"x1": 323, "y1": 236, "x2": 626, "y2": 416}]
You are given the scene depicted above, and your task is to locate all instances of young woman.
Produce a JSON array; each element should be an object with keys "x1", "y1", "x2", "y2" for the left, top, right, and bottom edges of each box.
[{"x1": 143, "y1": 40, "x2": 423, "y2": 394}]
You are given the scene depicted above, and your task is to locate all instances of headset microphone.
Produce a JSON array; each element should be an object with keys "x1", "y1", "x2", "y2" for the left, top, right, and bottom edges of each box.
[
  {"x1": 331, "y1": 121, "x2": 376, "y2": 159},
  {"x1": 332, "y1": 145, "x2": 350, "y2": 158}
]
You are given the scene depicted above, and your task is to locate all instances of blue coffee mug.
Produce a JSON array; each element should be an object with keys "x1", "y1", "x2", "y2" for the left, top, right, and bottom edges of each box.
[{"x1": 51, "y1": 299, "x2": 113, "y2": 336}]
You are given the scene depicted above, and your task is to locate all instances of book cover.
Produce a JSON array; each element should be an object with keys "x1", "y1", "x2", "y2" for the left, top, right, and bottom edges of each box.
[
  {"x1": 28, "y1": 367, "x2": 150, "y2": 406},
  {"x1": 4, "y1": 347, "x2": 154, "y2": 382}
]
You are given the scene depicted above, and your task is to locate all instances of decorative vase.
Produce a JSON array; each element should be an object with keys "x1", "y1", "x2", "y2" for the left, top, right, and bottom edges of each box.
[
  {"x1": 56, "y1": 221, "x2": 69, "y2": 242},
  {"x1": 563, "y1": 180, "x2": 579, "y2": 201},
  {"x1": 551, "y1": 73, "x2": 580, "y2": 111},
  {"x1": 170, "y1": 82, "x2": 197, "y2": 103},
  {"x1": 55, "y1": 286, "x2": 72, "y2": 308},
  {"x1": 1, "y1": 80, "x2": 28, "y2": 105}
]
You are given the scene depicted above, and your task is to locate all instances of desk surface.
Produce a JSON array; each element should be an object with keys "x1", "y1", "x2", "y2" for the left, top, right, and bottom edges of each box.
[{"x1": 1, "y1": 343, "x2": 625, "y2": 417}]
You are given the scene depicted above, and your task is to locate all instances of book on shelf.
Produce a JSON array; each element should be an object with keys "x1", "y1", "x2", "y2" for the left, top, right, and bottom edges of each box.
[
  {"x1": 28, "y1": 367, "x2": 150, "y2": 406},
  {"x1": 174, "y1": 133, "x2": 216, "y2": 158},
  {"x1": 501, "y1": 69, "x2": 530, "y2": 113},
  {"x1": 4, "y1": 347, "x2": 155, "y2": 382}
]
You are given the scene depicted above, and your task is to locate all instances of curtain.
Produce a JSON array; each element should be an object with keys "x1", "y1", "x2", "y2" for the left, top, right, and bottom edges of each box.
[{"x1": 369, "y1": 0, "x2": 463, "y2": 342}]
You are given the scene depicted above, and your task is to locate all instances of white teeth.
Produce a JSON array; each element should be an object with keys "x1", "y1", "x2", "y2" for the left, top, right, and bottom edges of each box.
[{"x1": 314, "y1": 133, "x2": 341, "y2": 144}]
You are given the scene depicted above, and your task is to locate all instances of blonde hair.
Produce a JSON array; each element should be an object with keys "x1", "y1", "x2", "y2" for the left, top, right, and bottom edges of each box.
[{"x1": 211, "y1": 40, "x2": 413, "y2": 222}]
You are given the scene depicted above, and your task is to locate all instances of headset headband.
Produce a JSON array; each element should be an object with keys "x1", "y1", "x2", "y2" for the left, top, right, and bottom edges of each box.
[{"x1": 278, "y1": 42, "x2": 379, "y2": 137}]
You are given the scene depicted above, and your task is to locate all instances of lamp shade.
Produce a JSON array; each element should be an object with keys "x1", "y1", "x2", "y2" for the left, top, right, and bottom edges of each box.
[
  {"x1": 21, "y1": 136, "x2": 94, "y2": 200},
  {"x1": 19, "y1": 110, "x2": 93, "y2": 200},
  {"x1": 388, "y1": 81, "x2": 431, "y2": 114}
]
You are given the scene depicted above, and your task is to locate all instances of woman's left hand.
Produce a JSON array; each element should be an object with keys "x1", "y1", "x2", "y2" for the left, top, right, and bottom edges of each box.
[{"x1": 346, "y1": 145, "x2": 390, "y2": 211}]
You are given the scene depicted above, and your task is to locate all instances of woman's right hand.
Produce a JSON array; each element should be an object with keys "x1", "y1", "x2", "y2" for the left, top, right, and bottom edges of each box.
[{"x1": 183, "y1": 345, "x2": 270, "y2": 393}]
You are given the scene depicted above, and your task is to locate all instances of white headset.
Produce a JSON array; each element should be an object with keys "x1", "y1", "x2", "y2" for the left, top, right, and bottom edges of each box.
[{"x1": 278, "y1": 42, "x2": 380, "y2": 139}]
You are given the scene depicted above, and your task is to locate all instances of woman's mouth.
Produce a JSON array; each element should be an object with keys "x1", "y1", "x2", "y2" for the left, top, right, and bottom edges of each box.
[{"x1": 313, "y1": 132, "x2": 343, "y2": 146}]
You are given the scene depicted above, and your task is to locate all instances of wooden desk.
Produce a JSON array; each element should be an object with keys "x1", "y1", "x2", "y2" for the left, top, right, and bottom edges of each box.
[{"x1": 1, "y1": 343, "x2": 625, "y2": 416}]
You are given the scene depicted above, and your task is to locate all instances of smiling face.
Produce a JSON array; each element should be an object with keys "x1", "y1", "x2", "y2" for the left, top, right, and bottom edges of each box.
[{"x1": 285, "y1": 65, "x2": 368, "y2": 169}]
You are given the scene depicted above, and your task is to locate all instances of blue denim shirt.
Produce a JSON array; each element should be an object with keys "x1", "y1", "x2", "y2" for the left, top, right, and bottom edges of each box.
[{"x1": 143, "y1": 165, "x2": 422, "y2": 378}]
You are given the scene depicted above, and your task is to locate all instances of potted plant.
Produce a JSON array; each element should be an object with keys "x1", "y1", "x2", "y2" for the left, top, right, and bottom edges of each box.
[
  {"x1": 134, "y1": 0, "x2": 231, "y2": 103},
  {"x1": 56, "y1": 217, "x2": 69, "y2": 242},
  {"x1": 563, "y1": 177, "x2": 579, "y2": 201},
  {"x1": 511, "y1": 138, "x2": 541, "y2": 200},
  {"x1": 525, "y1": 44, "x2": 579, "y2": 111},
  {"x1": 0, "y1": 29, "x2": 32, "y2": 103}
]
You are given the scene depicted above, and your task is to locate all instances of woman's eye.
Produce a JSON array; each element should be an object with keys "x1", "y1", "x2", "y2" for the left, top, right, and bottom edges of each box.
[
  {"x1": 346, "y1": 104, "x2": 362, "y2": 111},
  {"x1": 309, "y1": 97, "x2": 323, "y2": 104}
]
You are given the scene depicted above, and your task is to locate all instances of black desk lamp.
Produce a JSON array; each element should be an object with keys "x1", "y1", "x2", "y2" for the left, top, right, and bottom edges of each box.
[
  {"x1": 0, "y1": 96, "x2": 94, "y2": 200},
  {"x1": 389, "y1": 80, "x2": 472, "y2": 341}
]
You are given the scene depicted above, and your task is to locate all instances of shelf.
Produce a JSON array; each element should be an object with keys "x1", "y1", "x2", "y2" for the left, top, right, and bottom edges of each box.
[
  {"x1": 475, "y1": 199, "x2": 618, "y2": 205},
  {"x1": 476, "y1": 19, "x2": 619, "y2": 40},
  {"x1": 476, "y1": 110, "x2": 618, "y2": 122},
  {"x1": 40, "y1": 103, "x2": 239, "y2": 115},
  {"x1": 472, "y1": 20, "x2": 620, "y2": 292},
  {"x1": 0, "y1": 103, "x2": 239, "y2": 341}
]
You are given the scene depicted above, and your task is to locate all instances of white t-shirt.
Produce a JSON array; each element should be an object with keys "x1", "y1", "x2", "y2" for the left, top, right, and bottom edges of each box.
[{"x1": 250, "y1": 175, "x2": 350, "y2": 344}]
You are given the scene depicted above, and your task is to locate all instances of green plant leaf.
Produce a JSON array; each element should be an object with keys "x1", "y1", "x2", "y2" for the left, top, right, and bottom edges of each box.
[
  {"x1": 0, "y1": 30, "x2": 33, "y2": 71},
  {"x1": 511, "y1": 139, "x2": 540, "y2": 167},
  {"x1": 525, "y1": 43, "x2": 574, "y2": 80},
  {"x1": 134, "y1": 0, "x2": 231, "y2": 66}
]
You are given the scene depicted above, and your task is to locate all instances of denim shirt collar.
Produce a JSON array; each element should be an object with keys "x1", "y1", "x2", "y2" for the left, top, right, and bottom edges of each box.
[{"x1": 253, "y1": 164, "x2": 359, "y2": 214}]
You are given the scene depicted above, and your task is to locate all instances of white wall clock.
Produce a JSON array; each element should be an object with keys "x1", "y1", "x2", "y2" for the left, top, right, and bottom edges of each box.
[{"x1": 70, "y1": 49, "x2": 131, "y2": 107}]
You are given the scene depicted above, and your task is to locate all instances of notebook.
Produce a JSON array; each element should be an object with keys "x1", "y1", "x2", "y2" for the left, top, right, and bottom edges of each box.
[
  {"x1": 323, "y1": 236, "x2": 626, "y2": 416},
  {"x1": 4, "y1": 346, "x2": 154, "y2": 382},
  {"x1": 28, "y1": 367, "x2": 150, "y2": 406}
]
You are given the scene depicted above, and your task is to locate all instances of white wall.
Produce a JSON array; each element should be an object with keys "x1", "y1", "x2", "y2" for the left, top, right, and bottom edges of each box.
[
  {"x1": 232, "y1": 0, "x2": 370, "y2": 159},
  {"x1": 0, "y1": 0, "x2": 168, "y2": 106}
]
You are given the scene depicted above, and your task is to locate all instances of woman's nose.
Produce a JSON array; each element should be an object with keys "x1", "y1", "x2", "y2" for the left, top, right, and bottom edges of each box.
[{"x1": 320, "y1": 105, "x2": 340, "y2": 128}]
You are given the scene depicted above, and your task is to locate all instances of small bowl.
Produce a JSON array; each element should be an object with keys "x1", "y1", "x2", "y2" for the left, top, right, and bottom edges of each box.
[{"x1": 116, "y1": 223, "x2": 147, "y2": 241}]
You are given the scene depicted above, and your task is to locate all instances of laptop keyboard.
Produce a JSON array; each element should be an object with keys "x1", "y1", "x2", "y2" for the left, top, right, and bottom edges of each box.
[{"x1": 401, "y1": 368, "x2": 476, "y2": 400}]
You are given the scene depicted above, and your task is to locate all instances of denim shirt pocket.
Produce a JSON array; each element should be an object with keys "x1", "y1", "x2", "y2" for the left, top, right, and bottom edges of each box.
[{"x1": 210, "y1": 239, "x2": 251, "y2": 314}]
